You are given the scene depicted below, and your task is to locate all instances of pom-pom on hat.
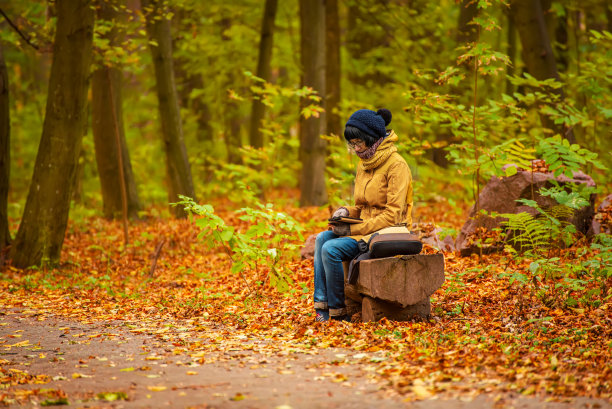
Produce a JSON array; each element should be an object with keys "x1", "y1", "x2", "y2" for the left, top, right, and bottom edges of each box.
[{"x1": 345, "y1": 108, "x2": 392, "y2": 142}]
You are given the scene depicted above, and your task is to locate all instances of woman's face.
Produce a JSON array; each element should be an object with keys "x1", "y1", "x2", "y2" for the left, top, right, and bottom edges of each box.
[{"x1": 348, "y1": 138, "x2": 367, "y2": 153}]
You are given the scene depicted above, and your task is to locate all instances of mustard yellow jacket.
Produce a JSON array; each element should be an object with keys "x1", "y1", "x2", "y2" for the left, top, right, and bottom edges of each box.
[{"x1": 344, "y1": 131, "x2": 413, "y2": 241}]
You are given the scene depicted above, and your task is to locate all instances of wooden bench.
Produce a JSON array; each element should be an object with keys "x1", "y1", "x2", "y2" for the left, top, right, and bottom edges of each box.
[{"x1": 343, "y1": 254, "x2": 445, "y2": 322}]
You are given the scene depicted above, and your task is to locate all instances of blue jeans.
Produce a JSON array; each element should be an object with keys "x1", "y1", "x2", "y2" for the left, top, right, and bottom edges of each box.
[{"x1": 313, "y1": 230, "x2": 360, "y2": 317}]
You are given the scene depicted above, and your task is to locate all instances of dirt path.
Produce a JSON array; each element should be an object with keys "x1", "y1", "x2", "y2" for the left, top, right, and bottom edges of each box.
[{"x1": 1, "y1": 310, "x2": 609, "y2": 409}]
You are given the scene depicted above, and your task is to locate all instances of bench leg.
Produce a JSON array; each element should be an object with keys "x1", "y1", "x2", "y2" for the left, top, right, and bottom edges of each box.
[{"x1": 362, "y1": 296, "x2": 431, "y2": 323}]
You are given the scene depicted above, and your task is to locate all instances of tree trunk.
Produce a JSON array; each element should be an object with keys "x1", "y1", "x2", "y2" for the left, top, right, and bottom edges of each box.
[
  {"x1": 0, "y1": 43, "x2": 10, "y2": 250},
  {"x1": 511, "y1": 0, "x2": 576, "y2": 144},
  {"x1": 346, "y1": 0, "x2": 391, "y2": 86},
  {"x1": 325, "y1": 0, "x2": 341, "y2": 139},
  {"x1": 456, "y1": 0, "x2": 479, "y2": 44},
  {"x1": 219, "y1": 17, "x2": 243, "y2": 165},
  {"x1": 299, "y1": 0, "x2": 327, "y2": 207},
  {"x1": 10, "y1": 0, "x2": 94, "y2": 268},
  {"x1": 433, "y1": 0, "x2": 480, "y2": 168},
  {"x1": 92, "y1": 0, "x2": 141, "y2": 220},
  {"x1": 249, "y1": 0, "x2": 278, "y2": 149},
  {"x1": 173, "y1": 9, "x2": 213, "y2": 145},
  {"x1": 505, "y1": 9, "x2": 517, "y2": 95},
  {"x1": 553, "y1": 6, "x2": 569, "y2": 73},
  {"x1": 142, "y1": 0, "x2": 196, "y2": 217}
]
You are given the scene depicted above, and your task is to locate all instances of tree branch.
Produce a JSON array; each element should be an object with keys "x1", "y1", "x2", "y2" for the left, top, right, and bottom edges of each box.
[{"x1": 0, "y1": 8, "x2": 40, "y2": 51}]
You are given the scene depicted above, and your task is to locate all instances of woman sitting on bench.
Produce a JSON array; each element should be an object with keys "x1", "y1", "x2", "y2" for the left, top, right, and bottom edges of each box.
[{"x1": 313, "y1": 108, "x2": 413, "y2": 322}]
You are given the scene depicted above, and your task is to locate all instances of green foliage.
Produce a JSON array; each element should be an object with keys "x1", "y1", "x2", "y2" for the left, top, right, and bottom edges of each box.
[
  {"x1": 196, "y1": 72, "x2": 327, "y2": 202},
  {"x1": 5, "y1": 0, "x2": 610, "y2": 237},
  {"x1": 537, "y1": 135, "x2": 606, "y2": 178},
  {"x1": 204, "y1": 142, "x2": 298, "y2": 206},
  {"x1": 539, "y1": 184, "x2": 591, "y2": 210},
  {"x1": 501, "y1": 211, "x2": 550, "y2": 252},
  {"x1": 501, "y1": 183, "x2": 609, "y2": 310},
  {"x1": 582, "y1": 234, "x2": 612, "y2": 300},
  {"x1": 174, "y1": 195, "x2": 303, "y2": 293},
  {"x1": 92, "y1": 5, "x2": 144, "y2": 70}
]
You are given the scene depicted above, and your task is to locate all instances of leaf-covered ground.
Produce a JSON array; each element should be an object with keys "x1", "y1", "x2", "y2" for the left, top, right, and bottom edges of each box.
[{"x1": 0, "y1": 195, "x2": 610, "y2": 406}]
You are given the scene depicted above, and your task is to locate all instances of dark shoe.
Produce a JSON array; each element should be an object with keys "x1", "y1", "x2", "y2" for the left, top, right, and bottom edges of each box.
[
  {"x1": 315, "y1": 309, "x2": 329, "y2": 322},
  {"x1": 330, "y1": 314, "x2": 350, "y2": 322}
]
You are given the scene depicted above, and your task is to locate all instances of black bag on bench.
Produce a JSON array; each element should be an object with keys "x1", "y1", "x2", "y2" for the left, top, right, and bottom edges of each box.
[
  {"x1": 368, "y1": 232, "x2": 423, "y2": 258},
  {"x1": 347, "y1": 226, "x2": 422, "y2": 285}
]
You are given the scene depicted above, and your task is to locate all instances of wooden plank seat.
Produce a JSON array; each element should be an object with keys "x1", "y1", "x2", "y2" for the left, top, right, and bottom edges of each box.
[{"x1": 343, "y1": 254, "x2": 445, "y2": 322}]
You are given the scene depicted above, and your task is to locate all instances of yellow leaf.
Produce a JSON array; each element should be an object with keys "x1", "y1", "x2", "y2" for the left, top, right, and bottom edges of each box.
[
  {"x1": 186, "y1": 371, "x2": 198, "y2": 375},
  {"x1": 522, "y1": 386, "x2": 536, "y2": 395},
  {"x1": 331, "y1": 374, "x2": 348, "y2": 383},
  {"x1": 550, "y1": 355, "x2": 559, "y2": 369},
  {"x1": 230, "y1": 393, "x2": 246, "y2": 401},
  {"x1": 147, "y1": 386, "x2": 167, "y2": 392},
  {"x1": 413, "y1": 384, "x2": 433, "y2": 399},
  {"x1": 9, "y1": 340, "x2": 30, "y2": 347}
]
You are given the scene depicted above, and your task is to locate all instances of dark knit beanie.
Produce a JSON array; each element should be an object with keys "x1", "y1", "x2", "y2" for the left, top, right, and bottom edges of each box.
[{"x1": 345, "y1": 109, "x2": 392, "y2": 143}]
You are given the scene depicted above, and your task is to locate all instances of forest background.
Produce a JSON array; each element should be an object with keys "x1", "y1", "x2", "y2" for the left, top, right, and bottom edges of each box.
[
  {"x1": 0, "y1": 0, "x2": 611, "y2": 405},
  {"x1": 1, "y1": 0, "x2": 611, "y2": 260}
]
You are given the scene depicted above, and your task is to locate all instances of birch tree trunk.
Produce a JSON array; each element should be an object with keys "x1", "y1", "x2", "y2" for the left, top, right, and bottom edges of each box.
[
  {"x1": 249, "y1": 0, "x2": 278, "y2": 149},
  {"x1": 142, "y1": 0, "x2": 195, "y2": 217},
  {"x1": 299, "y1": 0, "x2": 327, "y2": 207},
  {"x1": 11, "y1": 0, "x2": 94, "y2": 268},
  {"x1": 0, "y1": 43, "x2": 10, "y2": 250},
  {"x1": 92, "y1": 0, "x2": 141, "y2": 219}
]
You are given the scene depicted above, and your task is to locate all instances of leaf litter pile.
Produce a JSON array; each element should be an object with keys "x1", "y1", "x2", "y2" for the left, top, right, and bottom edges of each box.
[{"x1": 0, "y1": 196, "x2": 610, "y2": 405}]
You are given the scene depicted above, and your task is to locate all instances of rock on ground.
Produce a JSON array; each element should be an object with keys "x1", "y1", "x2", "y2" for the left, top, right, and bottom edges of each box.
[
  {"x1": 591, "y1": 193, "x2": 612, "y2": 235},
  {"x1": 456, "y1": 170, "x2": 596, "y2": 256},
  {"x1": 300, "y1": 234, "x2": 317, "y2": 260}
]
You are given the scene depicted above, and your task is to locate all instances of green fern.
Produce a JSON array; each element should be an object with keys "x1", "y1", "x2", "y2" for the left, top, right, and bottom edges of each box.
[
  {"x1": 546, "y1": 204, "x2": 574, "y2": 222},
  {"x1": 487, "y1": 138, "x2": 536, "y2": 177},
  {"x1": 505, "y1": 139, "x2": 536, "y2": 169},
  {"x1": 501, "y1": 212, "x2": 550, "y2": 252}
]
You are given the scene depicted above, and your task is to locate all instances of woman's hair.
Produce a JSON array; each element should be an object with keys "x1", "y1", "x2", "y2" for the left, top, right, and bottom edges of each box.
[
  {"x1": 343, "y1": 108, "x2": 392, "y2": 147},
  {"x1": 344, "y1": 125, "x2": 378, "y2": 147}
]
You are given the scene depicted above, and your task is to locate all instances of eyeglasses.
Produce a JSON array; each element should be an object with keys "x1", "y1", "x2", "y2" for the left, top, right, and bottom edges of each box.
[{"x1": 348, "y1": 139, "x2": 366, "y2": 149}]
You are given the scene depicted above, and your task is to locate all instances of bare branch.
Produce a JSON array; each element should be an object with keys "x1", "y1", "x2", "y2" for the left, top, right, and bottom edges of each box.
[{"x1": 0, "y1": 8, "x2": 40, "y2": 51}]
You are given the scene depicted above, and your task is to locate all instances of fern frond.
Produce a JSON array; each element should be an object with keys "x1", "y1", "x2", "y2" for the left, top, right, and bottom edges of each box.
[
  {"x1": 501, "y1": 212, "x2": 549, "y2": 252},
  {"x1": 546, "y1": 204, "x2": 574, "y2": 221},
  {"x1": 506, "y1": 140, "x2": 536, "y2": 169}
]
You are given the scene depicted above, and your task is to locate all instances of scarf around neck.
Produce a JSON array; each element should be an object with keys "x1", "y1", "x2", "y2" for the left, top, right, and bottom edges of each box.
[{"x1": 358, "y1": 130, "x2": 398, "y2": 170}]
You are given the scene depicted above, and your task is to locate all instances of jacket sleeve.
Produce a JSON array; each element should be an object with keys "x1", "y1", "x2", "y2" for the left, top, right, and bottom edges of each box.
[
  {"x1": 349, "y1": 160, "x2": 410, "y2": 236},
  {"x1": 344, "y1": 205, "x2": 362, "y2": 218}
]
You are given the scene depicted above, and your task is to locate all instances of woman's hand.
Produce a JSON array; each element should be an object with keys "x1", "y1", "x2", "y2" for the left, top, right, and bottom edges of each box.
[
  {"x1": 332, "y1": 207, "x2": 349, "y2": 218},
  {"x1": 330, "y1": 223, "x2": 350, "y2": 236}
]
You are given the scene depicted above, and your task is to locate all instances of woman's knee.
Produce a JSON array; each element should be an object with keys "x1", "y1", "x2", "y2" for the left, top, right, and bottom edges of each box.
[
  {"x1": 321, "y1": 240, "x2": 342, "y2": 262},
  {"x1": 315, "y1": 230, "x2": 335, "y2": 247}
]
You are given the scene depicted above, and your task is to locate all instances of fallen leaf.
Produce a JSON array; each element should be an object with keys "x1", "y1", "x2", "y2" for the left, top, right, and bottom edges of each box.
[
  {"x1": 97, "y1": 392, "x2": 128, "y2": 401},
  {"x1": 230, "y1": 393, "x2": 246, "y2": 401}
]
